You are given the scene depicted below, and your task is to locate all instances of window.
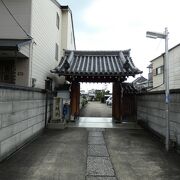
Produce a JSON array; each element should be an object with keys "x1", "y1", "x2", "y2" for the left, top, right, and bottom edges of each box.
[
  {"x1": 156, "y1": 66, "x2": 164, "y2": 75},
  {"x1": 56, "y1": 13, "x2": 60, "y2": 29},
  {"x1": 153, "y1": 65, "x2": 164, "y2": 76},
  {"x1": 71, "y1": 32, "x2": 73, "y2": 44},
  {"x1": 55, "y1": 43, "x2": 59, "y2": 61},
  {"x1": 149, "y1": 67, "x2": 152, "y2": 73}
]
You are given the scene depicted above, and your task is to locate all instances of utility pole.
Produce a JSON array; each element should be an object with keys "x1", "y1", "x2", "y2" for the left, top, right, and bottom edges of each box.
[{"x1": 146, "y1": 27, "x2": 170, "y2": 151}]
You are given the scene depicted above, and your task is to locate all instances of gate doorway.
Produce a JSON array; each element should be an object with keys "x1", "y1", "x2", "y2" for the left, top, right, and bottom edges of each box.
[
  {"x1": 80, "y1": 101, "x2": 112, "y2": 117},
  {"x1": 51, "y1": 50, "x2": 142, "y2": 123},
  {"x1": 80, "y1": 82, "x2": 112, "y2": 118}
]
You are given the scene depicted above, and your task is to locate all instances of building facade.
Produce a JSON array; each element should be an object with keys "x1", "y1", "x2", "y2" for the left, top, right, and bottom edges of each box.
[
  {"x1": 150, "y1": 43, "x2": 180, "y2": 91},
  {"x1": 0, "y1": 0, "x2": 75, "y2": 89}
]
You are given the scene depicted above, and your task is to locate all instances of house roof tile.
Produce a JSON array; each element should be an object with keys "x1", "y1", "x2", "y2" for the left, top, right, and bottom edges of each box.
[{"x1": 51, "y1": 50, "x2": 142, "y2": 79}]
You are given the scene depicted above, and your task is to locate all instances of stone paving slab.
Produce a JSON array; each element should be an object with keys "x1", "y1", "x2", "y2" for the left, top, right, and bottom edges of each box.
[
  {"x1": 89, "y1": 131, "x2": 103, "y2": 137},
  {"x1": 87, "y1": 128, "x2": 105, "y2": 132},
  {"x1": 87, "y1": 156, "x2": 115, "y2": 176},
  {"x1": 86, "y1": 177, "x2": 117, "y2": 180},
  {"x1": 88, "y1": 145, "x2": 109, "y2": 157},
  {"x1": 88, "y1": 136, "x2": 105, "y2": 145}
]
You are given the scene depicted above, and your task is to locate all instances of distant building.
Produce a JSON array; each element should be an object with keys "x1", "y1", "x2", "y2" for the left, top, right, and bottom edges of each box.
[
  {"x1": 0, "y1": 0, "x2": 75, "y2": 89},
  {"x1": 80, "y1": 90, "x2": 86, "y2": 95},
  {"x1": 132, "y1": 76, "x2": 148, "y2": 91},
  {"x1": 150, "y1": 43, "x2": 180, "y2": 91},
  {"x1": 147, "y1": 63, "x2": 153, "y2": 88},
  {"x1": 88, "y1": 89, "x2": 96, "y2": 101}
]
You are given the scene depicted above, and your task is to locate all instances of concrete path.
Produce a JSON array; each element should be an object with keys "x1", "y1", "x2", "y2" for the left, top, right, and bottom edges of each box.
[
  {"x1": 0, "y1": 128, "x2": 88, "y2": 180},
  {"x1": 0, "y1": 127, "x2": 180, "y2": 180},
  {"x1": 80, "y1": 101, "x2": 112, "y2": 117},
  {"x1": 105, "y1": 128, "x2": 180, "y2": 180},
  {"x1": 68, "y1": 117, "x2": 141, "y2": 129}
]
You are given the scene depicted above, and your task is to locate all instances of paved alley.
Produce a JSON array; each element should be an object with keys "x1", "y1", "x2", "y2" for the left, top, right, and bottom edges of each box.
[
  {"x1": 0, "y1": 126, "x2": 180, "y2": 180},
  {"x1": 80, "y1": 101, "x2": 112, "y2": 117}
]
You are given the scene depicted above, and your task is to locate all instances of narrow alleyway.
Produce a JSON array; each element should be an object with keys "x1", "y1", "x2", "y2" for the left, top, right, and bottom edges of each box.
[
  {"x1": 70, "y1": 101, "x2": 138, "y2": 128},
  {"x1": 80, "y1": 101, "x2": 112, "y2": 117},
  {"x1": 0, "y1": 126, "x2": 180, "y2": 180}
]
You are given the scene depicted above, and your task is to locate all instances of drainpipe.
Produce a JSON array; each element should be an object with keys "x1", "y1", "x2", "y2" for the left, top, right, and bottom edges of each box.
[
  {"x1": 28, "y1": 40, "x2": 33, "y2": 87},
  {"x1": 45, "y1": 81, "x2": 48, "y2": 129}
]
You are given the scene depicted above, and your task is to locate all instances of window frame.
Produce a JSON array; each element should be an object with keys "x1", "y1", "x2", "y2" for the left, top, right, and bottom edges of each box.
[
  {"x1": 153, "y1": 65, "x2": 164, "y2": 76},
  {"x1": 56, "y1": 13, "x2": 60, "y2": 29}
]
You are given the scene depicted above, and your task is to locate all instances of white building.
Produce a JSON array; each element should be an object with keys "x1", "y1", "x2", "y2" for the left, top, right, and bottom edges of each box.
[
  {"x1": 150, "y1": 43, "x2": 180, "y2": 91},
  {"x1": 0, "y1": 0, "x2": 76, "y2": 89}
]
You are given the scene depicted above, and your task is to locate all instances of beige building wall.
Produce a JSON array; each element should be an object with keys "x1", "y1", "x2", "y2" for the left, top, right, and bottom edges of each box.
[
  {"x1": 0, "y1": 0, "x2": 32, "y2": 86},
  {"x1": 0, "y1": 0, "x2": 76, "y2": 89},
  {"x1": 169, "y1": 45, "x2": 180, "y2": 89},
  {"x1": 30, "y1": 0, "x2": 63, "y2": 88},
  {"x1": 0, "y1": 0, "x2": 32, "y2": 39},
  {"x1": 151, "y1": 44, "x2": 180, "y2": 91},
  {"x1": 152, "y1": 56, "x2": 164, "y2": 91},
  {"x1": 61, "y1": 10, "x2": 68, "y2": 57},
  {"x1": 15, "y1": 43, "x2": 31, "y2": 86},
  {"x1": 15, "y1": 58, "x2": 29, "y2": 86},
  {"x1": 30, "y1": 1, "x2": 76, "y2": 89},
  {"x1": 66, "y1": 11, "x2": 76, "y2": 50},
  {"x1": 61, "y1": 10, "x2": 76, "y2": 56}
]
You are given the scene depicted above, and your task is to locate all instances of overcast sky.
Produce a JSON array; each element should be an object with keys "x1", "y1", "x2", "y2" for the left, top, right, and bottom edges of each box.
[{"x1": 59, "y1": 0, "x2": 180, "y2": 92}]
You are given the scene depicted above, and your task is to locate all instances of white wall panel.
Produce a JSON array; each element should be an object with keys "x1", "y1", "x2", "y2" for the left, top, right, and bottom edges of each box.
[{"x1": 0, "y1": 0, "x2": 31, "y2": 39}]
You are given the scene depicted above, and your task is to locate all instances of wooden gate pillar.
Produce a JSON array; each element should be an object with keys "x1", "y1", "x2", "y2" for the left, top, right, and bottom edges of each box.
[
  {"x1": 112, "y1": 82, "x2": 123, "y2": 122},
  {"x1": 70, "y1": 82, "x2": 80, "y2": 121}
]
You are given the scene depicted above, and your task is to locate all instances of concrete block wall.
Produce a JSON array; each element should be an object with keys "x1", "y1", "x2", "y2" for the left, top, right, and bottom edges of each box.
[
  {"x1": 137, "y1": 91, "x2": 180, "y2": 147},
  {"x1": 0, "y1": 85, "x2": 51, "y2": 161}
]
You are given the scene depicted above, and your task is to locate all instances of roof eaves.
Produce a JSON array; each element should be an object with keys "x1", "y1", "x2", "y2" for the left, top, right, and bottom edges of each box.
[
  {"x1": 65, "y1": 50, "x2": 121, "y2": 56},
  {"x1": 0, "y1": 46, "x2": 18, "y2": 51},
  {"x1": 61, "y1": 5, "x2": 69, "y2": 10},
  {"x1": 17, "y1": 39, "x2": 32, "y2": 49},
  {"x1": 0, "y1": 39, "x2": 32, "y2": 51},
  {"x1": 150, "y1": 53, "x2": 164, "y2": 62},
  {"x1": 50, "y1": 0, "x2": 61, "y2": 8},
  {"x1": 51, "y1": 50, "x2": 142, "y2": 77},
  {"x1": 147, "y1": 63, "x2": 152, "y2": 68}
]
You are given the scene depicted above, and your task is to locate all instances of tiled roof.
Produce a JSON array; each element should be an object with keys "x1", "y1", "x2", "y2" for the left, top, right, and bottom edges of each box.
[
  {"x1": 132, "y1": 76, "x2": 147, "y2": 84},
  {"x1": 122, "y1": 83, "x2": 137, "y2": 94},
  {"x1": 51, "y1": 50, "x2": 142, "y2": 81}
]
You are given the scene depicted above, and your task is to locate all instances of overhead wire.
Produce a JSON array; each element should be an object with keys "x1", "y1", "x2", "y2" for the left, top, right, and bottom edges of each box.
[
  {"x1": 154, "y1": 38, "x2": 164, "y2": 56},
  {"x1": 0, "y1": 0, "x2": 32, "y2": 39}
]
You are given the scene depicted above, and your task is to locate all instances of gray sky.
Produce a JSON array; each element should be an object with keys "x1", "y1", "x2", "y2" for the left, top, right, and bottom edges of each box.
[{"x1": 59, "y1": 0, "x2": 180, "y2": 92}]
